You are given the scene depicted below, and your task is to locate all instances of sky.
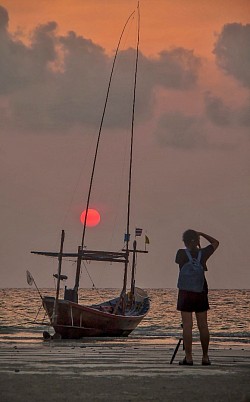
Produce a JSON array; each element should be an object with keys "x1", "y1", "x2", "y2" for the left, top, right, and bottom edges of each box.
[{"x1": 0, "y1": 0, "x2": 250, "y2": 289}]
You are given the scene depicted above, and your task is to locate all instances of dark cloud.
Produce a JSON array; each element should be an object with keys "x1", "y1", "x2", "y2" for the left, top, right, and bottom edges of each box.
[
  {"x1": 204, "y1": 92, "x2": 250, "y2": 128},
  {"x1": 144, "y1": 48, "x2": 201, "y2": 89},
  {"x1": 31, "y1": 21, "x2": 58, "y2": 66},
  {"x1": 154, "y1": 112, "x2": 207, "y2": 149},
  {"x1": 0, "y1": 17, "x2": 57, "y2": 96},
  {"x1": 237, "y1": 98, "x2": 250, "y2": 127},
  {"x1": 213, "y1": 23, "x2": 250, "y2": 88},
  {"x1": 0, "y1": 6, "x2": 201, "y2": 133},
  {"x1": 204, "y1": 92, "x2": 232, "y2": 126},
  {"x1": 0, "y1": 5, "x2": 8, "y2": 30}
]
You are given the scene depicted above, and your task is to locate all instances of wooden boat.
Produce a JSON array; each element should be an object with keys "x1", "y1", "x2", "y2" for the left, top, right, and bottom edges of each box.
[{"x1": 31, "y1": 3, "x2": 150, "y2": 340}]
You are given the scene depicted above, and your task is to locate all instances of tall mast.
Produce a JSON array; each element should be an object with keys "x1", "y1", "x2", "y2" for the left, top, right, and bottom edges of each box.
[
  {"x1": 122, "y1": 1, "x2": 140, "y2": 297},
  {"x1": 80, "y1": 10, "x2": 135, "y2": 251},
  {"x1": 74, "y1": 10, "x2": 136, "y2": 294},
  {"x1": 52, "y1": 230, "x2": 65, "y2": 324}
]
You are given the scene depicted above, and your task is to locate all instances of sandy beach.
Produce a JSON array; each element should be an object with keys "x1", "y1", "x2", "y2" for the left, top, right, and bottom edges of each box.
[{"x1": 0, "y1": 339, "x2": 249, "y2": 402}]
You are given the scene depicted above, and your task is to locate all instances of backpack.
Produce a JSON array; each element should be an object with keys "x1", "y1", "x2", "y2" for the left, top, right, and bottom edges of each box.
[{"x1": 177, "y1": 249, "x2": 204, "y2": 293}]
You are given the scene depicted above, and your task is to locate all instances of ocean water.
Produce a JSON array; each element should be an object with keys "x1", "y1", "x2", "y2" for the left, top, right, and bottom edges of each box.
[{"x1": 0, "y1": 288, "x2": 249, "y2": 348}]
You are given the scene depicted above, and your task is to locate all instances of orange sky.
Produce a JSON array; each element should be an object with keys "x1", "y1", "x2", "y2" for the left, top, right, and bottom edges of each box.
[
  {"x1": 1, "y1": 1, "x2": 250, "y2": 288},
  {"x1": 2, "y1": 0, "x2": 250, "y2": 58}
]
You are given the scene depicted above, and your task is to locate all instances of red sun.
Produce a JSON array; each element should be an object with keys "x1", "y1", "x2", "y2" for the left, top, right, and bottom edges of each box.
[{"x1": 80, "y1": 208, "x2": 101, "y2": 227}]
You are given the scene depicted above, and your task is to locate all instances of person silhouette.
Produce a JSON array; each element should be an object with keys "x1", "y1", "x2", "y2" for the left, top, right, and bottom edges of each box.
[{"x1": 175, "y1": 230, "x2": 219, "y2": 365}]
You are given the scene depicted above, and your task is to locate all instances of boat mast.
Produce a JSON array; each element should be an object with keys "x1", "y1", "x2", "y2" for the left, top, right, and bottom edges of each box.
[
  {"x1": 52, "y1": 230, "x2": 65, "y2": 324},
  {"x1": 121, "y1": 1, "x2": 140, "y2": 299},
  {"x1": 73, "y1": 10, "x2": 136, "y2": 296},
  {"x1": 130, "y1": 240, "x2": 137, "y2": 301}
]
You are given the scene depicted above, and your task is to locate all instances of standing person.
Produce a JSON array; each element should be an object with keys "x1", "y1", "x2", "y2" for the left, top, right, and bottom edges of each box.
[{"x1": 175, "y1": 229, "x2": 219, "y2": 365}]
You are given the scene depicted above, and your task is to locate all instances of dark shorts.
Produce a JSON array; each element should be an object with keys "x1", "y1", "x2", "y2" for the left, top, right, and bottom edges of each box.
[{"x1": 177, "y1": 290, "x2": 209, "y2": 313}]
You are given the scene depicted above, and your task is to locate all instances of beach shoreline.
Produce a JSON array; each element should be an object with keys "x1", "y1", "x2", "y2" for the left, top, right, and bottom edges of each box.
[{"x1": 0, "y1": 340, "x2": 249, "y2": 401}]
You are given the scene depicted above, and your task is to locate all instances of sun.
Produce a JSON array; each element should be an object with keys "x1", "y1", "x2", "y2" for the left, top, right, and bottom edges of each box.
[{"x1": 80, "y1": 208, "x2": 101, "y2": 227}]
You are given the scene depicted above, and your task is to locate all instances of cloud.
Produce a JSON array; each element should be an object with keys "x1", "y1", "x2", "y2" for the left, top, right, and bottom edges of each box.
[
  {"x1": 204, "y1": 92, "x2": 250, "y2": 128},
  {"x1": 0, "y1": 6, "x2": 201, "y2": 133},
  {"x1": 237, "y1": 98, "x2": 250, "y2": 127},
  {"x1": 154, "y1": 112, "x2": 207, "y2": 149},
  {"x1": 144, "y1": 48, "x2": 201, "y2": 90},
  {"x1": 213, "y1": 23, "x2": 250, "y2": 88},
  {"x1": 0, "y1": 4, "x2": 8, "y2": 30},
  {"x1": 204, "y1": 92, "x2": 232, "y2": 126}
]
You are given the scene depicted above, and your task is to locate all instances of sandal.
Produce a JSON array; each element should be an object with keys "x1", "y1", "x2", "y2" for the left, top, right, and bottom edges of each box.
[
  {"x1": 179, "y1": 357, "x2": 193, "y2": 366},
  {"x1": 202, "y1": 358, "x2": 211, "y2": 366}
]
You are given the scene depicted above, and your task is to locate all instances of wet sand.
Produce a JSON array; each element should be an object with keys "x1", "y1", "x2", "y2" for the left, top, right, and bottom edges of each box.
[{"x1": 0, "y1": 339, "x2": 249, "y2": 402}]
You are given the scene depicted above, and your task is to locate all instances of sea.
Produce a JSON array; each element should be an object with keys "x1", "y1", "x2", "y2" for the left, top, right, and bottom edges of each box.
[{"x1": 0, "y1": 288, "x2": 249, "y2": 348}]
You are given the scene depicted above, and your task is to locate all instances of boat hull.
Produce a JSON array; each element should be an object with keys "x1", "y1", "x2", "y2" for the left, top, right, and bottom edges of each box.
[{"x1": 43, "y1": 290, "x2": 149, "y2": 339}]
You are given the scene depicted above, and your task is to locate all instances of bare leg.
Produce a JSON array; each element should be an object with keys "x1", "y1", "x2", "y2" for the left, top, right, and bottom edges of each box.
[
  {"x1": 181, "y1": 311, "x2": 193, "y2": 362},
  {"x1": 196, "y1": 311, "x2": 210, "y2": 362}
]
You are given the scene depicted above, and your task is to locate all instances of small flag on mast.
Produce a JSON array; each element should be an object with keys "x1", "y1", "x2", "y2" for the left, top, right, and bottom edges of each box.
[
  {"x1": 135, "y1": 228, "x2": 142, "y2": 237},
  {"x1": 26, "y1": 270, "x2": 34, "y2": 286},
  {"x1": 145, "y1": 235, "x2": 150, "y2": 244},
  {"x1": 124, "y1": 233, "x2": 130, "y2": 242}
]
